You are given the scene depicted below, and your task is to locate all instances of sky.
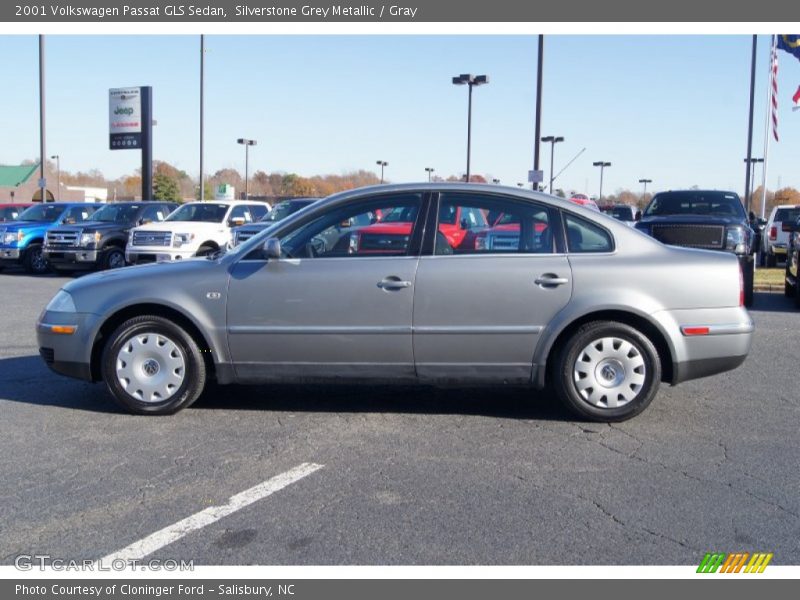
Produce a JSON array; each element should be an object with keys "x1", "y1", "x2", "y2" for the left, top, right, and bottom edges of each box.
[{"x1": 0, "y1": 34, "x2": 798, "y2": 199}]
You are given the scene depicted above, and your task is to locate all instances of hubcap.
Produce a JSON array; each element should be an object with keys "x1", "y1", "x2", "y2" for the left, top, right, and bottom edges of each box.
[
  {"x1": 115, "y1": 333, "x2": 185, "y2": 403},
  {"x1": 573, "y1": 336, "x2": 646, "y2": 409},
  {"x1": 108, "y1": 251, "x2": 124, "y2": 269},
  {"x1": 31, "y1": 250, "x2": 46, "y2": 272}
]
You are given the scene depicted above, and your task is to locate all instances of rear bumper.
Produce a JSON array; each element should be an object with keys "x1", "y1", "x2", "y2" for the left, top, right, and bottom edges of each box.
[{"x1": 672, "y1": 354, "x2": 748, "y2": 384}]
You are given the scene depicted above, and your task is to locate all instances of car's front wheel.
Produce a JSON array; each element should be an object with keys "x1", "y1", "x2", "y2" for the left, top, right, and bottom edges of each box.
[
  {"x1": 554, "y1": 321, "x2": 661, "y2": 422},
  {"x1": 23, "y1": 243, "x2": 49, "y2": 274},
  {"x1": 101, "y1": 315, "x2": 206, "y2": 415},
  {"x1": 103, "y1": 247, "x2": 126, "y2": 270}
]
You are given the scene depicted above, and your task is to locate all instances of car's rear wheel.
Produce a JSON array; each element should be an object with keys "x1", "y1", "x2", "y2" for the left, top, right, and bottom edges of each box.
[
  {"x1": 23, "y1": 243, "x2": 49, "y2": 274},
  {"x1": 101, "y1": 315, "x2": 206, "y2": 415},
  {"x1": 555, "y1": 321, "x2": 661, "y2": 422}
]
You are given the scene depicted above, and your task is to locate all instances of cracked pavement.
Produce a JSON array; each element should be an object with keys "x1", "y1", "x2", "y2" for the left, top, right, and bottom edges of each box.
[{"x1": 1, "y1": 274, "x2": 798, "y2": 565}]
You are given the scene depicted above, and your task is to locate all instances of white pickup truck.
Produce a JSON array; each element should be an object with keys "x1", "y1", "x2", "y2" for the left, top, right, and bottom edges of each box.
[{"x1": 125, "y1": 201, "x2": 269, "y2": 264}]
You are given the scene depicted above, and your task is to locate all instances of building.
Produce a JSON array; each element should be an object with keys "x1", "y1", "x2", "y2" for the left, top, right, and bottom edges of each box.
[{"x1": 0, "y1": 163, "x2": 96, "y2": 203}]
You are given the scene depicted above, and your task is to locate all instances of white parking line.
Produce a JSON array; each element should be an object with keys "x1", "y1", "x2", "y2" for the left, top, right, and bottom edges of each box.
[{"x1": 98, "y1": 462, "x2": 324, "y2": 563}]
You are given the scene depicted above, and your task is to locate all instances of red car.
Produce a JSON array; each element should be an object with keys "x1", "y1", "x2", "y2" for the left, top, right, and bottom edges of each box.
[
  {"x1": 0, "y1": 203, "x2": 34, "y2": 222},
  {"x1": 349, "y1": 204, "x2": 488, "y2": 254},
  {"x1": 569, "y1": 194, "x2": 600, "y2": 211}
]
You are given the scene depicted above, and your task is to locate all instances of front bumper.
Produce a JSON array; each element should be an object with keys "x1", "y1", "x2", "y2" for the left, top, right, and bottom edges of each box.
[
  {"x1": 44, "y1": 248, "x2": 99, "y2": 268},
  {"x1": 126, "y1": 248, "x2": 196, "y2": 264},
  {"x1": 0, "y1": 247, "x2": 21, "y2": 261},
  {"x1": 36, "y1": 311, "x2": 99, "y2": 382}
]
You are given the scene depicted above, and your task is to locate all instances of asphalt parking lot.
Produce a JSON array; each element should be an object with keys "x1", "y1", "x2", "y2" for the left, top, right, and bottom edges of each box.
[{"x1": 1, "y1": 270, "x2": 798, "y2": 566}]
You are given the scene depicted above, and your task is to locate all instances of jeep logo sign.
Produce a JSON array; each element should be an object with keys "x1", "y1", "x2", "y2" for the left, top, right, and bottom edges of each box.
[{"x1": 109, "y1": 87, "x2": 142, "y2": 150}]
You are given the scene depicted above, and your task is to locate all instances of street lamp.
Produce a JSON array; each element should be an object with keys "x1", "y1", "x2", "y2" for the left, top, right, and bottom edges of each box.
[
  {"x1": 592, "y1": 161, "x2": 612, "y2": 204},
  {"x1": 50, "y1": 154, "x2": 60, "y2": 201},
  {"x1": 540, "y1": 135, "x2": 564, "y2": 193},
  {"x1": 452, "y1": 73, "x2": 489, "y2": 182},
  {"x1": 237, "y1": 138, "x2": 257, "y2": 199},
  {"x1": 424, "y1": 167, "x2": 435, "y2": 182},
  {"x1": 743, "y1": 158, "x2": 763, "y2": 205},
  {"x1": 638, "y1": 178, "x2": 652, "y2": 204},
  {"x1": 376, "y1": 160, "x2": 388, "y2": 183}
]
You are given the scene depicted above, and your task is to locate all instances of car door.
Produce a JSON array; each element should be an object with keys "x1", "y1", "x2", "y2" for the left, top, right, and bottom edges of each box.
[
  {"x1": 226, "y1": 192, "x2": 426, "y2": 382},
  {"x1": 412, "y1": 191, "x2": 573, "y2": 383}
]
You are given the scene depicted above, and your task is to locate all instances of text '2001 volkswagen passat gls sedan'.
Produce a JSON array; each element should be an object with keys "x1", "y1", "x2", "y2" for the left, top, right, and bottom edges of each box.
[{"x1": 37, "y1": 184, "x2": 754, "y2": 421}]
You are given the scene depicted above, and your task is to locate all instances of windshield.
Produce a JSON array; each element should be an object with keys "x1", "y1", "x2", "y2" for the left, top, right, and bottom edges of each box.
[
  {"x1": 611, "y1": 206, "x2": 634, "y2": 221},
  {"x1": 1, "y1": 207, "x2": 25, "y2": 221},
  {"x1": 380, "y1": 206, "x2": 419, "y2": 223},
  {"x1": 90, "y1": 204, "x2": 141, "y2": 223},
  {"x1": 262, "y1": 200, "x2": 311, "y2": 223},
  {"x1": 17, "y1": 204, "x2": 66, "y2": 222},
  {"x1": 645, "y1": 192, "x2": 745, "y2": 218},
  {"x1": 165, "y1": 203, "x2": 228, "y2": 223}
]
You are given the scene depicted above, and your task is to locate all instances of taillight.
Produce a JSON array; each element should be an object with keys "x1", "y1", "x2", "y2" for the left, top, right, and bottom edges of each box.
[
  {"x1": 739, "y1": 263, "x2": 744, "y2": 307},
  {"x1": 769, "y1": 225, "x2": 777, "y2": 240}
]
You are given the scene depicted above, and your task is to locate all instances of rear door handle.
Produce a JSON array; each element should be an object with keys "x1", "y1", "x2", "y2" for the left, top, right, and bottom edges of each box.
[
  {"x1": 534, "y1": 274, "x2": 569, "y2": 286},
  {"x1": 378, "y1": 277, "x2": 412, "y2": 290}
]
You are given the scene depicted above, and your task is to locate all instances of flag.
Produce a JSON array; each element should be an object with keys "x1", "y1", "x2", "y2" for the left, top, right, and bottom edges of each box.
[
  {"x1": 769, "y1": 41, "x2": 779, "y2": 141},
  {"x1": 793, "y1": 85, "x2": 800, "y2": 111},
  {"x1": 777, "y1": 35, "x2": 800, "y2": 61}
]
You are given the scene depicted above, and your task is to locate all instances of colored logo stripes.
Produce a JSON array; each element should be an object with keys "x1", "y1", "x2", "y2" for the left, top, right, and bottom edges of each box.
[{"x1": 697, "y1": 552, "x2": 773, "y2": 573}]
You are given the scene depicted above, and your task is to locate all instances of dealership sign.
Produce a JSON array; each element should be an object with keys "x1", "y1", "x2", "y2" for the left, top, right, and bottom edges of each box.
[{"x1": 109, "y1": 87, "x2": 143, "y2": 150}]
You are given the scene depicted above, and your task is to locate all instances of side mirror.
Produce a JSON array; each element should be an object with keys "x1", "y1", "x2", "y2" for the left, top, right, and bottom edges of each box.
[
  {"x1": 460, "y1": 218, "x2": 469, "y2": 230},
  {"x1": 262, "y1": 237, "x2": 281, "y2": 259},
  {"x1": 229, "y1": 217, "x2": 246, "y2": 227},
  {"x1": 635, "y1": 211, "x2": 642, "y2": 221}
]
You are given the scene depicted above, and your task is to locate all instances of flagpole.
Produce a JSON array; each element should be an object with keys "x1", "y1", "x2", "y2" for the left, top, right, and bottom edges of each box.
[{"x1": 760, "y1": 34, "x2": 777, "y2": 220}]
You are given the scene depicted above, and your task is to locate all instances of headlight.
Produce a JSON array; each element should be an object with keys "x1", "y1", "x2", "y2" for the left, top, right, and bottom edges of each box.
[
  {"x1": 173, "y1": 233, "x2": 195, "y2": 247},
  {"x1": 348, "y1": 233, "x2": 359, "y2": 254},
  {"x1": 725, "y1": 226, "x2": 748, "y2": 254},
  {"x1": 3, "y1": 232, "x2": 20, "y2": 245},
  {"x1": 475, "y1": 233, "x2": 489, "y2": 250},
  {"x1": 79, "y1": 231, "x2": 101, "y2": 247},
  {"x1": 45, "y1": 290, "x2": 77, "y2": 313}
]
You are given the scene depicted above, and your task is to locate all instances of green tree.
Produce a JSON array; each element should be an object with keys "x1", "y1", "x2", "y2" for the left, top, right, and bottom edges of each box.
[{"x1": 153, "y1": 173, "x2": 181, "y2": 201}]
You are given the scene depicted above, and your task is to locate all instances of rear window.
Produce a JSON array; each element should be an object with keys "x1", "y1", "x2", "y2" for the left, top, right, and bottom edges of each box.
[{"x1": 774, "y1": 208, "x2": 800, "y2": 222}]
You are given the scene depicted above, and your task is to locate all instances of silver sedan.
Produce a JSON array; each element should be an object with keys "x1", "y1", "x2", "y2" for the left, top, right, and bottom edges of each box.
[{"x1": 36, "y1": 183, "x2": 753, "y2": 421}]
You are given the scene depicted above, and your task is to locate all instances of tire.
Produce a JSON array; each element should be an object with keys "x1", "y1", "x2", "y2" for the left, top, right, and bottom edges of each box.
[
  {"x1": 554, "y1": 321, "x2": 661, "y2": 422},
  {"x1": 785, "y1": 279, "x2": 794, "y2": 298},
  {"x1": 101, "y1": 315, "x2": 206, "y2": 415},
  {"x1": 766, "y1": 252, "x2": 776, "y2": 268},
  {"x1": 795, "y1": 277, "x2": 800, "y2": 309},
  {"x1": 195, "y1": 244, "x2": 217, "y2": 257},
  {"x1": 102, "y1": 247, "x2": 126, "y2": 270},
  {"x1": 22, "y1": 243, "x2": 49, "y2": 275}
]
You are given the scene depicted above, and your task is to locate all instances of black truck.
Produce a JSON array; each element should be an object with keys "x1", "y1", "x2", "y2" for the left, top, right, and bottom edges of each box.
[
  {"x1": 43, "y1": 201, "x2": 177, "y2": 272},
  {"x1": 634, "y1": 190, "x2": 756, "y2": 307}
]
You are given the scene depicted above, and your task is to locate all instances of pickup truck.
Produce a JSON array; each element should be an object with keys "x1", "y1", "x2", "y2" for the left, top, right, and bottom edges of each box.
[
  {"x1": 634, "y1": 190, "x2": 756, "y2": 307},
  {"x1": 125, "y1": 201, "x2": 269, "y2": 264},
  {"x1": 0, "y1": 203, "x2": 102, "y2": 274},
  {"x1": 44, "y1": 201, "x2": 177, "y2": 272},
  {"x1": 232, "y1": 198, "x2": 318, "y2": 247}
]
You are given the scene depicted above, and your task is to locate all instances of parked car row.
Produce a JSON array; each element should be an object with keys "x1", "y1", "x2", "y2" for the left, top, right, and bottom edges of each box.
[
  {"x1": 0, "y1": 200, "x2": 276, "y2": 275},
  {"x1": 37, "y1": 183, "x2": 753, "y2": 422}
]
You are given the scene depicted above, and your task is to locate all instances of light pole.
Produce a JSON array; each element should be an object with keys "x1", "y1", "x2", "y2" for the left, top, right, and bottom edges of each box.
[
  {"x1": 424, "y1": 167, "x2": 435, "y2": 182},
  {"x1": 593, "y1": 161, "x2": 611, "y2": 204},
  {"x1": 638, "y1": 178, "x2": 652, "y2": 204},
  {"x1": 541, "y1": 135, "x2": 564, "y2": 193},
  {"x1": 50, "y1": 154, "x2": 60, "y2": 201},
  {"x1": 452, "y1": 73, "x2": 489, "y2": 182},
  {"x1": 743, "y1": 158, "x2": 763, "y2": 205},
  {"x1": 237, "y1": 138, "x2": 256, "y2": 199},
  {"x1": 376, "y1": 160, "x2": 388, "y2": 183}
]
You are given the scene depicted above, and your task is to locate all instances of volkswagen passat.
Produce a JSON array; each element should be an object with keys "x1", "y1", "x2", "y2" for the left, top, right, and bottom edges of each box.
[{"x1": 37, "y1": 184, "x2": 753, "y2": 421}]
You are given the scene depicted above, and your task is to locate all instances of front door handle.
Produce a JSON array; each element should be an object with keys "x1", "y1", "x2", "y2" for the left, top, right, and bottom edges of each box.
[
  {"x1": 534, "y1": 274, "x2": 569, "y2": 287},
  {"x1": 378, "y1": 277, "x2": 412, "y2": 290}
]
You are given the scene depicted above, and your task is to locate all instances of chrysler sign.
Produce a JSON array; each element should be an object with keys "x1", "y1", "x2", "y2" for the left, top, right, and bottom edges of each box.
[{"x1": 109, "y1": 87, "x2": 142, "y2": 150}]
